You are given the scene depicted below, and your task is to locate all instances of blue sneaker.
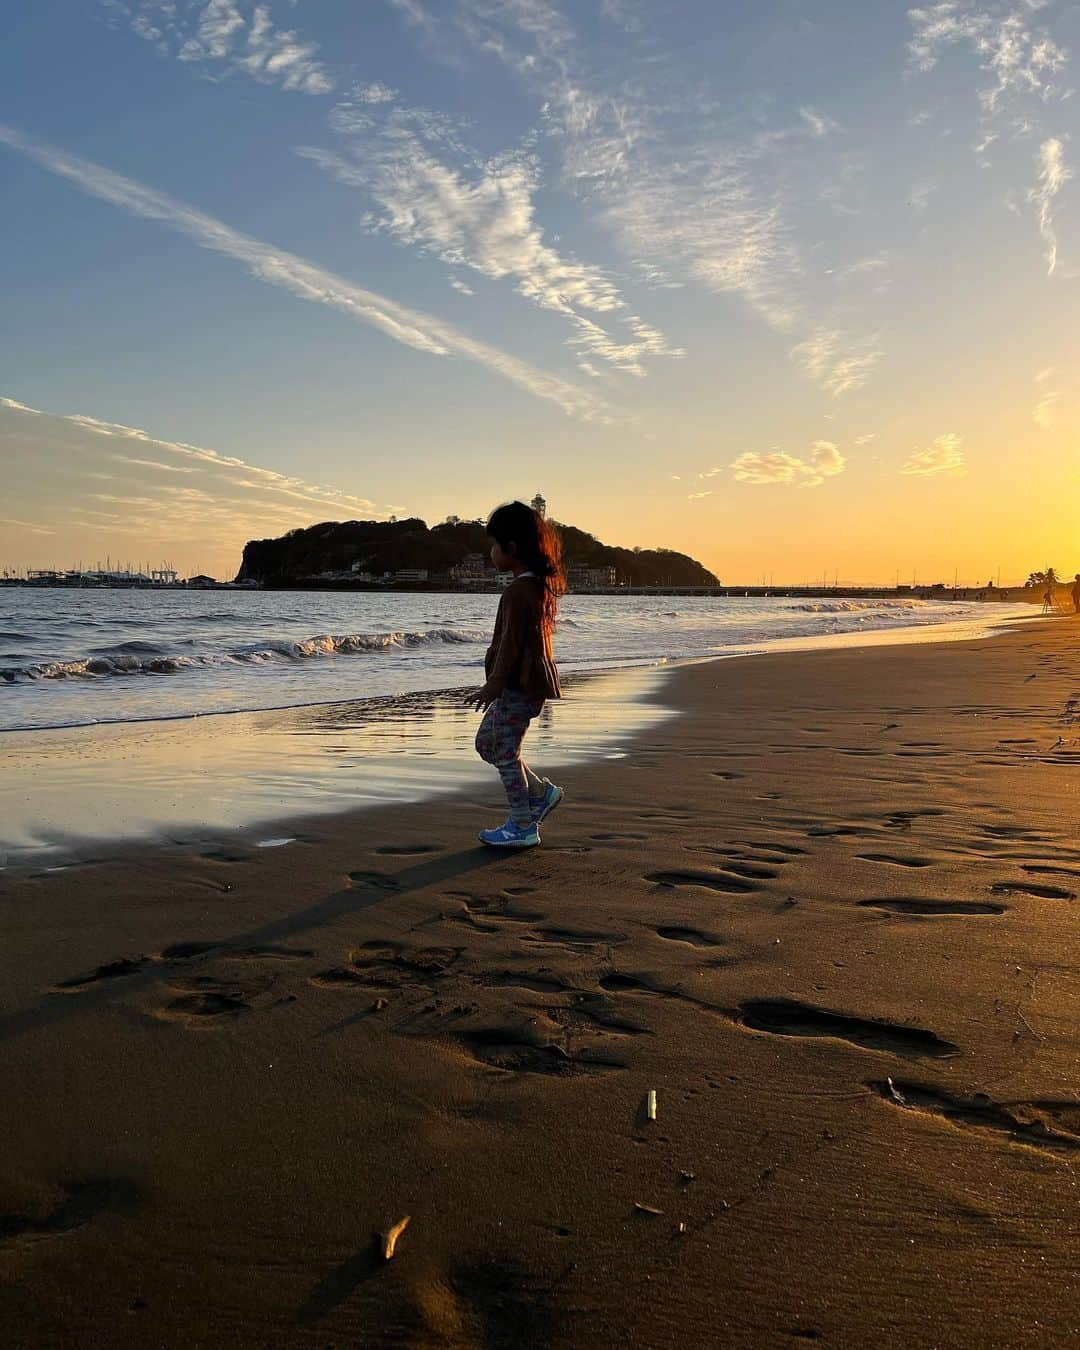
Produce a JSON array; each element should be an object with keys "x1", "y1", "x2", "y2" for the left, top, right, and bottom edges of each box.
[
  {"x1": 530, "y1": 780, "x2": 564, "y2": 825},
  {"x1": 479, "y1": 818, "x2": 540, "y2": 849}
]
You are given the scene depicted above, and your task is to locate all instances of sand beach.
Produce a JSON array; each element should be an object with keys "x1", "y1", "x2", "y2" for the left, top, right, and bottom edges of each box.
[{"x1": 1, "y1": 616, "x2": 1077, "y2": 1347}]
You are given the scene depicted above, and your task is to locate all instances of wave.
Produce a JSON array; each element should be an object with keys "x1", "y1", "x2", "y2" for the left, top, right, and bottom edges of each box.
[
  {"x1": 1, "y1": 628, "x2": 487, "y2": 684},
  {"x1": 791, "y1": 599, "x2": 930, "y2": 614}
]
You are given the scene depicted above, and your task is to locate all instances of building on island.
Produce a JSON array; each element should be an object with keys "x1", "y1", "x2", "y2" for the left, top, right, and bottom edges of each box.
[
  {"x1": 567, "y1": 565, "x2": 617, "y2": 590},
  {"x1": 449, "y1": 553, "x2": 488, "y2": 582},
  {"x1": 393, "y1": 569, "x2": 429, "y2": 584}
]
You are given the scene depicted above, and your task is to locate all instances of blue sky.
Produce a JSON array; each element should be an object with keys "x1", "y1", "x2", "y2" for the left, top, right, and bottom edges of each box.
[{"x1": 1, "y1": 1, "x2": 1077, "y2": 581}]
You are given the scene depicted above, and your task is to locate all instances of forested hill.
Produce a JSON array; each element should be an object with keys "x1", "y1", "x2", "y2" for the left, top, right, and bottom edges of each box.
[{"x1": 235, "y1": 517, "x2": 719, "y2": 588}]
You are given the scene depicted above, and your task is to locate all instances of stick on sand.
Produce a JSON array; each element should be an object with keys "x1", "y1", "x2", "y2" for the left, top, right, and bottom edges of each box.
[{"x1": 380, "y1": 1215, "x2": 411, "y2": 1261}]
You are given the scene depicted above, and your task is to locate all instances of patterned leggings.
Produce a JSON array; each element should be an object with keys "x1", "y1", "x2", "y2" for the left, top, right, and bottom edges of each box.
[{"x1": 475, "y1": 689, "x2": 546, "y2": 826}]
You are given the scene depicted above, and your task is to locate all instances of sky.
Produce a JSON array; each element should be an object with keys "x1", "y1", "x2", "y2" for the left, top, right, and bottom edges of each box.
[{"x1": 1, "y1": 0, "x2": 1077, "y2": 584}]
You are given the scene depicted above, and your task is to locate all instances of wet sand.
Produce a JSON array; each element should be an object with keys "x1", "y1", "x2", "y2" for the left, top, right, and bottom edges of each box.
[{"x1": 1, "y1": 617, "x2": 1077, "y2": 1347}]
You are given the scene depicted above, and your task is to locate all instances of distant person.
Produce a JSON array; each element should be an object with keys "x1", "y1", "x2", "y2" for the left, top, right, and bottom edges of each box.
[
  {"x1": 1073, "y1": 574, "x2": 1080, "y2": 615},
  {"x1": 1043, "y1": 586, "x2": 1053, "y2": 614},
  {"x1": 467, "y1": 501, "x2": 564, "y2": 848}
]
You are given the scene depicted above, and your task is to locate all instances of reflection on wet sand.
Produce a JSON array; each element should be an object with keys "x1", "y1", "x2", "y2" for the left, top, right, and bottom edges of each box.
[{"x1": 0, "y1": 669, "x2": 674, "y2": 866}]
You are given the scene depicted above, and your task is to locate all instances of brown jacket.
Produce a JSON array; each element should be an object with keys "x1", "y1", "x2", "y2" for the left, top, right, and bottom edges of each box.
[{"x1": 484, "y1": 575, "x2": 562, "y2": 700}]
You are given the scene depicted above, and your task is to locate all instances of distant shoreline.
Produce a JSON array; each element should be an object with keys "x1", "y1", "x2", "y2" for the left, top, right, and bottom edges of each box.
[{"x1": 0, "y1": 578, "x2": 1045, "y2": 602}]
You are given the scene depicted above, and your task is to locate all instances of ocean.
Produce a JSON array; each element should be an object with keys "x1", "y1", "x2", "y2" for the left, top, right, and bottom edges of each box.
[
  {"x1": 0, "y1": 589, "x2": 1029, "y2": 865},
  {"x1": 0, "y1": 588, "x2": 1028, "y2": 733}
]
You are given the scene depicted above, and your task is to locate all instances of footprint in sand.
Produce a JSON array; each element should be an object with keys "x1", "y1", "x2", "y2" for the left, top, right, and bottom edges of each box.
[
  {"x1": 52, "y1": 942, "x2": 314, "y2": 995},
  {"x1": 858, "y1": 899, "x2": 1005, "y2": 916},
  {"x1": 856, "y1": 853, "x2": 935, "y2": 869},
  {"x1": 0, "y1": 1178, "x2": 140, "y2": 1250},
  {"x1": 444, "y1": 891, "x2": 546, "y2": 928},
  {"x1": 735, "y1": 999, "x2": 958, "y2": 1059},
  {"x1": 154, "y1": 959, "x2": 286, "y2": 1025},
  {"x1": 310, "y1": 941, "x2": 461, "y2": 990},
  {"x1": 869, "y1": 1080, "x2": 1080, "y2": 1155},
  {"x1": 347, "y1": 870, "x2": 401, "y2": 890},
  {"x1": 457, "y1": 1028, "x2": 624, "y2": 1077},
  {"x1": 524, "y1": 926, "x2": 627, "y2": 954},
  {"x1": 655, "y1": 926, "x2": 725, "y2": 947},
  {"x1": 156, "y1": 989, "x2": 251, "y2": 1025},
  {"x1": 882, "y1": 808, "x2": 949, "y2": 832},
  {"x1": 646, "y1": 869, "x2": 758, "y2": 894},
  {"x1": 990, "y1": 881, "x2": 1076, "y2": 900},
  {"x1": 977, "y1": 824, "x2": 1048, "y2": 842},
  {"x1": 597, "y1": 971, "x2": 700, "y2": 1006},
  {"x1": 476, "y1": 970, "x2": 579, "y2": 995},
  {"x1": 553, "y1": 994, "x2": 652, "y2": 1037},
  {"x1": 231, "y1": 945, "x2": 315, "y2": 960},
  {"x1": 54, "y1": 957, "x2": 152, "y2": 991},
  {"x1": 159, "y1": 942, "x2": 226, "y2": 961},
  {"x1": 746, "y1": 841, "x2": 805, "y2": 856},
  {"x1": 684, "y1": 856, "x2": 778, "y2": 879}
]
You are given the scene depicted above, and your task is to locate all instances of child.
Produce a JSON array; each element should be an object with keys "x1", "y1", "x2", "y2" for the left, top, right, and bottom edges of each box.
[{"x1": 467, "y1": 501, "x2": 564, "y2": 848}]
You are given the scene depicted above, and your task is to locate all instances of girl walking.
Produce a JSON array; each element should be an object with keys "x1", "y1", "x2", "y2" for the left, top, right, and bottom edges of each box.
[{"x1": 468, "y1": 501, "x2": 564, "y2": 848}]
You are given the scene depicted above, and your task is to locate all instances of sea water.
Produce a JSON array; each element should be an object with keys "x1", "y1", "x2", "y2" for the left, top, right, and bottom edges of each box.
[
  {"x1": 0, "y1": 590, "x2": 1028, "y2": 864},
  {"x1": 0, "y1": 589, "x2": 1026, "y2": 733}
]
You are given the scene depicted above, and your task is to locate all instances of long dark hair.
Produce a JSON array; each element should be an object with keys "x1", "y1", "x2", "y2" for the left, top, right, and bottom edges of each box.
[{"x1": 487, "y1": 501, "x2": 565, "y2": 634}]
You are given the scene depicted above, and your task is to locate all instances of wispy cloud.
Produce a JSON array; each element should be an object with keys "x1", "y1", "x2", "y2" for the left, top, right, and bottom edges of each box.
[
  {"x1": 730, "y1": 440, "x2": 847, "y2": 488},
  {"x1": 790, "y1": 328, "x2": 883, "y2": 396},
  {"x1": 1033, "y1": 364, "x2": 1060, "y2": 427},
  {"x1": 109, "y1": 454, "x2": 197, "y2": 473},
  {"x1": 400, "y1": 1, "x2": 880, "y2": 396},
  {"x1": 0, "y1": 394, "x2": 401, "y2": 569},
  {"x1": 57, "y1": 408, "x2": 388, "y2": 515},
  {"x1": 0, "y1": 517, "x2": 55, "y2": 536},
  {"x1": 908, "y1": 3, "x2": 1072, "y2": 267},
  {"x1": 900, "y1": 432, "x2": 966, "y2": 476},
  {"x1": 0, "y1": 123, "x2": 609, "y2": 421},
  {"x1": 908, "y1": 2, "x2": 1069, "y2": 112},
  {"x1": 102, "y1": 0, "x2": 335, "y2": 94},
  {"x1": 800, "y1": 106, "x2": 837, "y2": 137},
  {"x1": 299, "y1": 94, "x2": 683, "y2": 377},
  {"x1": 354, "y1": 80, "x2": 397, "y2": 104},
  {"x1": 1029, "y1": 136, "x2": 1072, "y2": 274},
  {"x1": 598, "y1": 148, "x2": 802, "y2": 334}
]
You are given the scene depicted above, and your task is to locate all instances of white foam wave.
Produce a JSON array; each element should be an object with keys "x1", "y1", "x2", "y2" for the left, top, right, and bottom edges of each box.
[
  {"x1": 791, "y1": 599, "x2": 929, "y2": 614},
  {"x1": 1, "y1": 628, "x2": 487, "y2": 683}
]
